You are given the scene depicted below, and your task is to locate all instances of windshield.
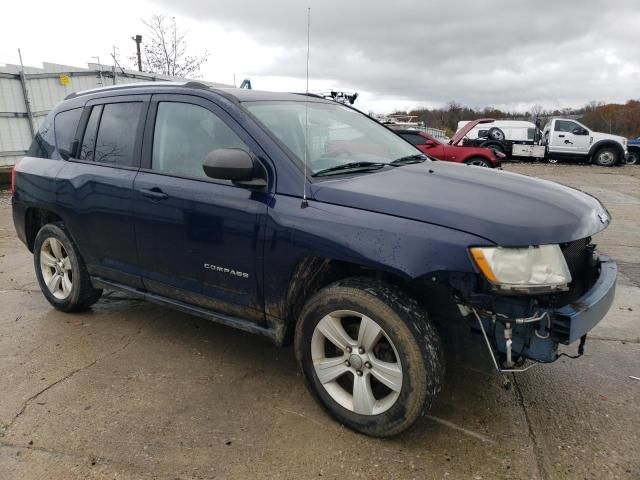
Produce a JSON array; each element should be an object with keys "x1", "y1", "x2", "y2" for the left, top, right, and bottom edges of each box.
[{"x1": 244, "y1": 100, "x2": 421, "y2": 174}]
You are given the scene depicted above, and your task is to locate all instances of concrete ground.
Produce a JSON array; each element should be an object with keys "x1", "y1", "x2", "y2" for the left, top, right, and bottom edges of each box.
[{"x1": 0, "y1": 164, "x2": 639, "y2": 480}]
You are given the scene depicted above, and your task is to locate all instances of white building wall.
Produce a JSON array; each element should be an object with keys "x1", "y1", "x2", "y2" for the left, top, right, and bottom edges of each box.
[{"x1": 0, "y1": 62, "x2": 232, "y2": 167}]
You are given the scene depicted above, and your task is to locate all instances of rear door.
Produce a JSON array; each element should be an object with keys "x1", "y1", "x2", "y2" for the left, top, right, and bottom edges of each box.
[
  {"x1": 56, "y1": 95, "x2": 149, "y2": 288},
  {"x1": 132, "y1": 94, "x2": 270, "y2": 322}
]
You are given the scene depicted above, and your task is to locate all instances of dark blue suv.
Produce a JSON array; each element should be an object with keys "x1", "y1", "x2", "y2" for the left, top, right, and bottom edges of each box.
[{"x1": 11, "y1": 82, "x2": 617, "y2": 436}]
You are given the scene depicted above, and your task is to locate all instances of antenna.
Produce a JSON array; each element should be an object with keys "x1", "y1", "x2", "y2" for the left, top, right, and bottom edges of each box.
[{"x1": 301, "y1": 7, "x2": 311, "y2": 208}]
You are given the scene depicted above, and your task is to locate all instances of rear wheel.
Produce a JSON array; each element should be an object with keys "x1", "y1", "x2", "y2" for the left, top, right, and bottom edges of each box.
[
  {"x1": 295, "y1": 278, "x2": 444, "y2": 437},
  {"x1": 465, "y1": 157, "x2": 492, "y2": 168},
  {"x1": 482, "y1": 142, "x2": 504, "y2": 156},
  {"x1": 33, "y1": 223, "x2": 102, "y2": 312},
  {"x1": 593, "y1": 147, "x2": 619, "y2": 167}
]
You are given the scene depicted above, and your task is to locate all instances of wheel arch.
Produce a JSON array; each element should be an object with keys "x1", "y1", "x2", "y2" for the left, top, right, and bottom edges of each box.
[
  {"x1": 269, "y1": 255, "x2": 470, "y2": 346},
  {"x1": 628, "y1": 145, "x2": 640, "y2": 153},
  {"x1": 269, "y1": 256, "x2": 418, "y2": 346},
  {"x1": 24, "y1": 207, "x2": 64, "y2": 252},
  {"x1": 588, "y1": 140, "x2": 625, "y2": 163}
]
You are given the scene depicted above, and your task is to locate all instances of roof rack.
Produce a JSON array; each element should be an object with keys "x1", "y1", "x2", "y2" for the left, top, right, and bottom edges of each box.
[{"x1": 64, "y1": 81, "x2": 208, "y2": 100}]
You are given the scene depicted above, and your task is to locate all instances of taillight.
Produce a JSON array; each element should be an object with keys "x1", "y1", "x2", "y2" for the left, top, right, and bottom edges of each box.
[{"x1": 11, "y1": 160, "x2": 20, "y2": 195}]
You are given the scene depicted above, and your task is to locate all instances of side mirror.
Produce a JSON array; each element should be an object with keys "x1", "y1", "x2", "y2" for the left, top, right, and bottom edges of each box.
[
  {"x1": 572, "y1": 128, "x2": 588, "y2": 136},
  {"x1": 423, "y1": 140, "x2": 437, "y2": 148},
  {"x1": 203, "y1": 149, "x2": 267, "y2": 187}
]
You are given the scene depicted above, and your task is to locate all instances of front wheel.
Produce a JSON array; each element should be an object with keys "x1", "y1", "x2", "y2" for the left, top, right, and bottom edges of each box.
[
  {"x1": 625, "y1": 150, "x2": 639, "y2": 165},
  {"x1": 465, "y1": 157, "x2": 492, "y2": 168},
  {"x1": 593, "y1": 147, "x2": 619, "y2": 167},
  {"x1": 33, "y1": 223, "x2": 102, "y2": 312},
  {"x1": 295, "y1": 278, "x2": 444, "y2": 437}
]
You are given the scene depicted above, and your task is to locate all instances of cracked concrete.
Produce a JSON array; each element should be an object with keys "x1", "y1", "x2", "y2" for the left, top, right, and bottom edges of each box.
[
  {"x1": 513, "y1": 376, "x2": 547, "y2": 480},
  {"x1": 2, "y1": 317, "x2": 150, "y2": 435},
  {"x1": 1, "y1": 164, "x2": 639, "y2": 479}
]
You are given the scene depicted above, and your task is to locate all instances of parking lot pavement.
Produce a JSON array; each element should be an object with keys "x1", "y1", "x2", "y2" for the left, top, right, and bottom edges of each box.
[{"x1": 1, "y1": 164, "x2": 639, "y2": 480}]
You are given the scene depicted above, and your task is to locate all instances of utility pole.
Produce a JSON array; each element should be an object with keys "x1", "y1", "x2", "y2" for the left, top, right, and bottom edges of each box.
[
  {"x1": 111, "y1": 46, "x2": 117, "y2": 85},
  {"x1": 132, "y1": 35, "x2": 143, "y2": 72},
  {"x1": 91, "y1": 56, "x2": 104, "y2": 86},
  {"x1": 17, "y1": 48, "x2": 35, "y2": 137}
]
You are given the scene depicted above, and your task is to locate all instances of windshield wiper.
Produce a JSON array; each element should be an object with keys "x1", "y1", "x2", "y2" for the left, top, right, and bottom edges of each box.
[
  {"x1": 312, "y1": 162, "x2": 387, "y2": 177},
  {"x1": 389, "y1": 154, "x2": 428, "y2": 165}
]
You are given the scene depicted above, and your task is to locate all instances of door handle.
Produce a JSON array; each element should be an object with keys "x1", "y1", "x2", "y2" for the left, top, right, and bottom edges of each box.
[
  {"x1": 558, "y1": 134, "x2": 565, "y2": 138},
  {"x1": 139, "y1": 187, "x2": 169, "y2": 200},
  {"x1": 564, "y1": 140, "x2": 573, "y2": 145}
]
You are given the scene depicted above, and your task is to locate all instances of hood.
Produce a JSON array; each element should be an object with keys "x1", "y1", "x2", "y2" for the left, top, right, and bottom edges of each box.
[
  {"x1": 450, "y1": 118, "x2": 495, "y2": 145},
  {"x1": 311, "y1": 162, "x2": 610, "y2": 246}
]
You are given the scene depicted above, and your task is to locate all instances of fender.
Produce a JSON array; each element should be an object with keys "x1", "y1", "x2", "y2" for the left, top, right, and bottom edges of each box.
[
  {"x1": 588, "y1": 139, "x2": 625, "y2": 162},
  {"x1": 262, "y1": 194, "x2": 489, "y2": 339}
]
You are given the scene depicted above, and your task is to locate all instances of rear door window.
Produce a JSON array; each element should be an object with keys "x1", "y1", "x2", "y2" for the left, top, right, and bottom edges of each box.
[
  {"x1": 93, "y1": 102, "x2": 143, "y2": 166},
  {"x1": 54, "y1": 108, "x2": 82, "y2": 159}
]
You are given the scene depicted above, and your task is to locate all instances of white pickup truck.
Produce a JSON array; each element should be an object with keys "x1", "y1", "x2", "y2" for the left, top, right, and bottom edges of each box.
[
  {"x1": 541, "y1": 118, "x2": 629, "y2": 166},
  {"x1": 458, "y1": 117, "x2": 629, "y2": 166}
]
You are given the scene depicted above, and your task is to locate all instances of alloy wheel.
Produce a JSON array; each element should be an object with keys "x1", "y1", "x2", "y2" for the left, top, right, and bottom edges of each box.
[
  {"x1": 311, "y1": 310, "x2": 403, "y2": 415},
  {"x1": 40, "y1": 237, "x2": 73, "y2": 299},
  {"x1": 467, "y1": 159, "x2": 490, "y2": 167}
]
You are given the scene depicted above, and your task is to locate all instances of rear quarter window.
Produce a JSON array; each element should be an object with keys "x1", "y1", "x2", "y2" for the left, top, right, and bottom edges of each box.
[
  {"x1": 54, "y1": 108, "x2": 83, "y2": 159},
  {"x1": 27, "y1": 112, "x2": 56, "y2": 159}
]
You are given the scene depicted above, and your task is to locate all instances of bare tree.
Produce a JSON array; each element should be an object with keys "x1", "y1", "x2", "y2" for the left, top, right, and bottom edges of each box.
[
  {"x1": 530, "y1": 104, "x2": 543, "y2": 121},
  {"x1": 138, "y1": 15, "x2": 208, "y2": 78}
]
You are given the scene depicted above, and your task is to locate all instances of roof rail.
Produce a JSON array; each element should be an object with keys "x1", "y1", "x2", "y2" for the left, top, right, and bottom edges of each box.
[
  {"x1": 64, "y1": 81, "x2": 195, "y2": 100},
  {"x1": 183, "y1": 81, "x2": 210, "y2": 90}
]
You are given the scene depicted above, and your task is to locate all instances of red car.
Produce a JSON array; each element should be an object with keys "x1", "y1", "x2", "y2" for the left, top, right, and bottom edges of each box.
[{"x1": 397, "y1": 119, "x2": 503, "y2": 168}]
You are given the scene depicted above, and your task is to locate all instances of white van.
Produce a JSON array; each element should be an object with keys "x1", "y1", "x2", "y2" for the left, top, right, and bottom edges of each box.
[{"x1": 457, "y1": 120, "x2": 537, "y2": 142}]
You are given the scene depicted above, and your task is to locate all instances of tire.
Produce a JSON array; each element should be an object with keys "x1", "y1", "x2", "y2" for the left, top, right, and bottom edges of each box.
[
  {"x1": 294, "y1": 277, "x2": 444, "y2": 437},
  {"x1": 487, "y1": 127, "x2": 505, "y2": 142},
  {"x1": 482, "y1": 142, "x2": 505, "y2": 156},
  {"x1": 465, "y1": 157, "x2": 492, "y2": 168},
  {"x1": 33, "y1": 222, "x2": 102, "y2": 312},
  {"x1": 593, "y1": 147, "x2": 619, "y2": 167},
  {"x1": 625, "y1": 150, "x2": 639, "y2": 165}
]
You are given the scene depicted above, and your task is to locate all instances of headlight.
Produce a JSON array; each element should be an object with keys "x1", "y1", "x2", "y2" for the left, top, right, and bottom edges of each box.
[{"x1": 470, "y1": 245, "x2": 571, "y2": 293}]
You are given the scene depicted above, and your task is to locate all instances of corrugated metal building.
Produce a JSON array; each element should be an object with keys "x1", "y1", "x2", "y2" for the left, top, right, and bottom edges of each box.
[{"x1": 0, "y1": 61, "x2": 232, "y2": 169}]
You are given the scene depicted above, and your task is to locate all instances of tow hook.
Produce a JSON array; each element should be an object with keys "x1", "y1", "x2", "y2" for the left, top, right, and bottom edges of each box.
[
  {"x1": 504, "y1": 322, "x2": 513, "y2": 368},
  {"x1": 470, "y1": 307, "x2": 589, "y2": 389},
  {"x1": 471, "y1": 308, "x2": 543, "y2": 389}
]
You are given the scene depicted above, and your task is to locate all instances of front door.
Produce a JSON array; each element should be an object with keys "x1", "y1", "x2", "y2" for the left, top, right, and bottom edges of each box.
[
  {"x1": 549, "y1": 119, "x2": 591, "y2": 155},
  {"x1": 132, "y1": 94, "x2": 270, "y2": 322}
]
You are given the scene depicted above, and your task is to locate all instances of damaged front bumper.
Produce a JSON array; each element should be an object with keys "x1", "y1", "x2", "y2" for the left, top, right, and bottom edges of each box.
[{"x1": 464, "y1": 255, "x2": 617, "y2": 371}]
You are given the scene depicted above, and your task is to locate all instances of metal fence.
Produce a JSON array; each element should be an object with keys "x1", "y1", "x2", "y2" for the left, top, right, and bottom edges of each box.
[
  {"x1": 424, "y1": 127, "x2": 448, "y2": 140},
  {"x1": 0, "y1": 62, "x2": 231, "y2": 168}
]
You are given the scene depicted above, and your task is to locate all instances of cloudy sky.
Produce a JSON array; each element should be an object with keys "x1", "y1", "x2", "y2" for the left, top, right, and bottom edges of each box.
[{"x1": 2, "y1": 0, "x2": 639, "y2": 113}]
